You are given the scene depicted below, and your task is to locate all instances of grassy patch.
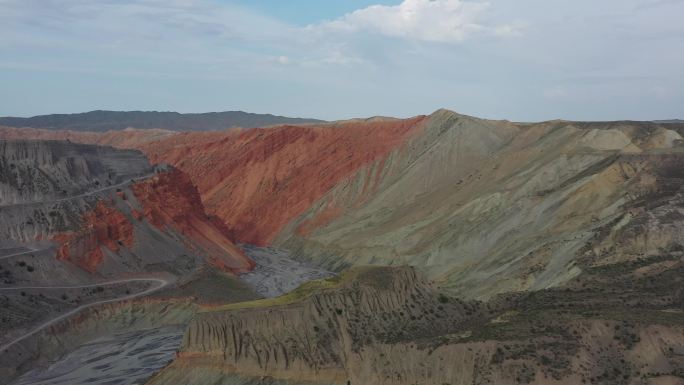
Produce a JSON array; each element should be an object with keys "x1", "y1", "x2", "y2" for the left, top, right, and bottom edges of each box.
[{"x1": 199, "y1": 266, "x2": 386, "y2": 313}]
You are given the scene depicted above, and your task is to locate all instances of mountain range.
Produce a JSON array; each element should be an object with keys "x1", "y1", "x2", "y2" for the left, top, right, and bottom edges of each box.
[
  {"x1": 1, "y1": 109, "x2": 684, "y2": 385},
  {"x1": 0, "y1": 110, "x2": 325, "y2": 132}
]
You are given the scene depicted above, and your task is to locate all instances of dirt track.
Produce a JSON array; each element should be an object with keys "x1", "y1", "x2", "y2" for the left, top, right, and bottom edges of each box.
[{"x1": 0, "y1": 277, "x2": 171, "y2": 353}]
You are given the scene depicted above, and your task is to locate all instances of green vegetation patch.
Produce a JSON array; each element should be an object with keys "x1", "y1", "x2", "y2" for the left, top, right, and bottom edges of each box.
[{"x1": 199, "y1": 266, "x2": 387, "y2": 313}]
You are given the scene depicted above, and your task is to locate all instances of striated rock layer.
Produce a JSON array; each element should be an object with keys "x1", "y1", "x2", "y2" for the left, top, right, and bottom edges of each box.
[
  {"x1": 131, "y1": 168, "x2": 254, "y2": 273},
  {"x1": 53, "y1": 201, "x2": 134, "y2": 273},
  {"x1": 275, "y1": 112, "x2": 684, "y2": 299},
  {"x1": 150, "y1": 266, "x2": 486, "y2": 384},
  {"x1": 136, "y1": 117, "x2": 428, "y2": 245},
  {"x1": 149, "y1": 264, "x2": 684, "y2": 385}
]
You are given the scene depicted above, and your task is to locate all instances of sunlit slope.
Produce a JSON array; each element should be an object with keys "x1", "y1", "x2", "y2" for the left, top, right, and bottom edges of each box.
[{"x1": 276, "y1": 110, "x2": 684, "y2": 298}]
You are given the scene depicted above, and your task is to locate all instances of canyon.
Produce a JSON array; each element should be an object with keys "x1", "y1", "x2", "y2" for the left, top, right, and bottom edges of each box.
[
  {"x1": 0, "y1": 110, "x2": 683, "y2": 384},
  {"x1": 0, "y1": 139, "x2": 255, "y2": 383}
]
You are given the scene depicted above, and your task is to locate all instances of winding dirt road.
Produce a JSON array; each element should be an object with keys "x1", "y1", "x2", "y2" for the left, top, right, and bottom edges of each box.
[
  {"x1": 0, "y1": 277, "x2": 171, "y2": 353},
  {"x1": 0, "y1": 248, "x2": 39, "y2": 261},
  {"x1": 0, "y1": 173, "x2": 154, "y2": 209}
]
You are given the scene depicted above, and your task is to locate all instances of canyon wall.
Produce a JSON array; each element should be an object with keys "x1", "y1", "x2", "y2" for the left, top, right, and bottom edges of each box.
[
  {"x1": 149, "y1": 264, "x2": 684, "y2": 385},
  {"x1": 136, "y1": 117, "x2": 428, "y2": 245},
  {"x1": 3, "y1": 113, "x2": 683, "y2": 301},
  {"x1": 275, "y1": 112, "x2": 684, "y2": 298},
  {"x1": 0, "y1": 140, "x2": 252, "y2": 279}
]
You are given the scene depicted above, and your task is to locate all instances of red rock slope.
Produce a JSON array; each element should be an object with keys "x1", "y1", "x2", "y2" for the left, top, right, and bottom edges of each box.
[
  {"x1": 50, "y1": 168, "x2": 253, "y2": 274},
  {"x1": 2, "y1": 118, "x2": 428, "y2": 246},
  {"x1": 137, "y1": 118, "x2": 427, "y2": 245},
  {"x1": 53, "y1": 201, "x2": 134, "y2": 273},
  {"x1": 131, "y1": 168, "x2": 254, "y2": 273}
]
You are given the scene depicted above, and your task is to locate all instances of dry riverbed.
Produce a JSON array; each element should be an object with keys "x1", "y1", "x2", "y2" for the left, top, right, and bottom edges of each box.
[
  {"x1": 239, "y1": 245, "x2": 334, "y2": 298},
  {"x1": 6, "y1": 246, "x2": 332, "y2": 384},
  {"x1": 11, "y1": 325, "x2": 184, "y2": 385}
]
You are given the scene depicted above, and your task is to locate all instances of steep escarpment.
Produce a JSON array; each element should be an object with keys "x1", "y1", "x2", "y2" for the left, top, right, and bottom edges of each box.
[
  {"x1": 150, "y1": 266, "x2": 488, "y2": 384},
  {"x1": 138, "y1": 117, "x2": 428, "y2": 245},
  {"x1": 151, "y1": 262, "x2": 684, "y2": 385},
  {"x1": 45, "y1": 167, "x2": 253, "y2": 275},
  {"x1": 53, "y1": 201, "x2": 134, "y2": 272},
  {"x1": 131, "y1": 168, "x2": 254, "y2": 273}
]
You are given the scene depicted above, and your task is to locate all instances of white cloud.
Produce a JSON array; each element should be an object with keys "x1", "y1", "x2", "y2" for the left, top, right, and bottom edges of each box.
[
  {"x1": 272, "y1": 56, "x2": 291, "y2": 65},
  {"x1": 1, "y1": 0, "x2": 682, "y2": 121},
  {"x1": 316, "y1": 0, "x2": 518, "y2": 43}
]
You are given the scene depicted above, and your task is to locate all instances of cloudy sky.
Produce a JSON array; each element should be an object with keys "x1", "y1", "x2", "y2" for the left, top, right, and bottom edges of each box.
[{"x1": 1, "y1": 0, "x2": 682, "y2": 121}]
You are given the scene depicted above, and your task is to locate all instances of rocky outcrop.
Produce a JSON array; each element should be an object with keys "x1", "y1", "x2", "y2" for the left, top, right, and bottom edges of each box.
[
  {"x1": 0, "y1": 139, "x2": 253, "y2": 277},
  {"x1": 152, "y1": 266, "x2": 487, "y2": 383},
  {"x1": 151, "y1": 263, "x2": 684, "y2": 385},
  {"x1": 53, "y1": 201, "x2": 134, "y2": 272},
  {"x1": 131, "y1": 168, "x2": 254, "y2": 273}
]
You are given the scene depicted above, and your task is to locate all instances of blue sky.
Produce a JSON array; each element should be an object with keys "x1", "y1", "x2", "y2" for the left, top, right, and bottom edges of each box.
[
  {"x1": 224, "y1": 1, "x2": 400, "y2": 25},
  {"x1": 0, "y1": 0, "x2": 682, "y2": 121}
]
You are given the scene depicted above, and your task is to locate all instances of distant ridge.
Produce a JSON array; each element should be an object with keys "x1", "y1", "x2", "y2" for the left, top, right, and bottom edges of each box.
[
  {"x1": 0, "y1": 110, "x2": 326, "y2": 132},
  {"x1": 654, "y1": 119, "x2": 684, "y2": 124}
]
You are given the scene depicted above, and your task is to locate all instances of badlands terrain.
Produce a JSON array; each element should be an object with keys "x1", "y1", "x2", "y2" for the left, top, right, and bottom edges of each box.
[{"x1": 0, "y1": 109, "x2": 683, "y2": 385}]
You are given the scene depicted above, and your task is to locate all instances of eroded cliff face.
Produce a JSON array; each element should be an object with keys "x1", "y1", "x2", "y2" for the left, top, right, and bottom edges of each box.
[
  {"x1": 151, "y1": 266, "x2": 489, "y2": 384},
  {"x1": 53, "y1": 201, "x2": 134, "y2": 272},
  {"x1": 4, "y1": 115, "x2": 684, "y2": 385},
  {"x1": 0, "y1": 140, "x2": 260, "y2": 384},
  {"x1": 0, "y1": 140, "x2": 253, "y2": 279},
  {"x1": 149, "y1": 264, "x2": 684, "y2": 385},
  {"x1": 37, "y1": 167, "x2": 254, "y2": 276},
  {"x1": 0, "y1": 140, "x2": 150, "y2": 278},
  {"x1": 149, "y1": 151, "x2": 684, "y2": 385},
  {"x1": 136, "y1": 117, "x2": 428, "y2": 245},
  {"x1": 131, "y1": 168, "x2": 254, "y2": 273}
]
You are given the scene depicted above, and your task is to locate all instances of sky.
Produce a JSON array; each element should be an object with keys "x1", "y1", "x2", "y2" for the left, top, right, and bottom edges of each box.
[{"x1": 0, "y1": 0, "x2": 683, "y2": 121}]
